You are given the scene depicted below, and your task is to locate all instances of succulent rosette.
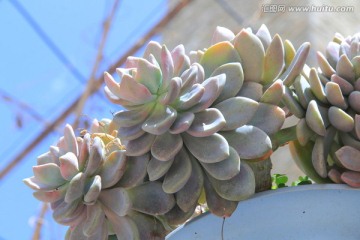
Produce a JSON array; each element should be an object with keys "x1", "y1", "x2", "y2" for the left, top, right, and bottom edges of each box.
[
  {"x1": 23, "y1": 119, "x2": 174, "y2": 240},
  {"x1": 286, "y1": 33, "x2": 360, "y2": 187},
  {"x1": 104, "y1": 25, "x2": 310, "y2": 219}
]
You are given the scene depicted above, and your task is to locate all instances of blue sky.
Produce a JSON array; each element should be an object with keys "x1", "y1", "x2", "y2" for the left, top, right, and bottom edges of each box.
[{"x1": 0, "y1": 0, "x2": 166, "y2": 239}]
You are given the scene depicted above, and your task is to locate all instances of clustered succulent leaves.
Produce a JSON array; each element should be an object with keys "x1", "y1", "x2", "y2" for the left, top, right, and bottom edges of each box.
[
  {"x1": 287, "y1": 33, "x2": 360, "y2": 187},
  {"x1": 24, "y1": 119, "x2": 173, "y2": 239},
  {"x1": 24, "y1": 24, "x2": 360, "y2": 240}
]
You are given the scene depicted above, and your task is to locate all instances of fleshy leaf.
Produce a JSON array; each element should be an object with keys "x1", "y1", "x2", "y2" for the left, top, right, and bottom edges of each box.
[
  {"x1": 233, "y1": 29, "x2": 265, "y2": 82},
  {"x1": 160, "y1": 45, "x2": 174, "y2": 90},
  {"x1": 207, "y1": 162, "x2": 255, "y2": 201},
  {"x1": 293, "y1": 75, "x2": 315, "y2": 109},
  {"x1": 335, "y1": 146, "x2": 360, "y2": 171},
  {"x1": 37, "y1": 151, "x2": 54, "y2": 165},
  {"x1": 296, "y1": 118, "x2": 314, "y2": 146},
  {"x1": 248, "y1": 103, "x2": 285, "y2": 135},
  {"x1": 182, "y1": 133, "x2": 229, "y2": 163},
  {"x1": 255, "y1": 24, "x2": 272, "y2": 50},
  {"x1": 331, "y1": 74, "x2": 354, "y2": 95},
  {"x1": 104, "y1": 212, "x2": 139, "y2": 240},
  {"x1": 260, "y1": 79, "x2": 284, "y2": 105},
  {"x1": 59, "y1": 152, "x2": 79, "y2": 181},
  {"x1": 65, "y1": 172, "x2": 86, "y2": 203},
  {"x1": 128, "y1": 182, "x2": 175, "y2": 215},
  {"x1": 78, "y1": 134, "x2": 90, "y2": 171},
  {"x1": 309, "y1": 68, "x2": 327, "y2": 103},
  {"x1": 100, "y1": 188, "x2": 131, "y2": 217},
  {"x1": 189, "y1": 74, "x2": 226, "y2": 112},
  {"x1": 211, "y1": 26, "x2": 235, "y2": 44},
  {"x1": 284, "y1": 40, "x2": 296, "y2": 68},
  {"x1": 187, "y1": 108, "x2": 226, "y2": 137},
  {"x1": 211, "y1": 63, "x2": 244, "y2": 104},
  {"x1": 162, "y1": 148, "x2": 192, "y2": 194},
  {"x1": 200, "y1": 41, "x2": 241, "y2": 78},
  {"x1": 64, "y1": 124, "x2": 79, "y2": 156},
  {"x1": 172, "y1": 44, "x2": 189, "y2": 76},
  {"x1": 119, "y1": 74, "x2": 155, "y2": 104},
  {"x1": 281, "y1": 42, "x2": 310, "y2": 86},
  {"x1": 215, "y1": 97, "x2": 259, "y2": 131},
  {"x1": 159, "y1": 77, "x2": 181, "y2": 105},
  {"x1": 328, "y1": 106, "x2": 354, "y2": 132},
  {"x1": 349, "y1": 91, "x2": 360, "y2": 113},
  {"x1": 133, "y1": 58, "x2": 162, "y2": 94},
  {"x1": 326, "y1": 41, "x2": 340, "y2": 68},
  {"x1": 180, "y1": 64, "x2": 203, "y2": 94},
  {"x1": 176, "y1": 156, "x2": 204, "y2": 212},
  {"x1": 282, "y1": 86, "x2": 305, "y2": 118},
  {"x1": 113, "y1": 106, "x2": 152, "y2": 128},
  {"x1": 84, "y1": 137, "x2": 104, "y2": 176},
  {"x1": 147, "y1": 156, "x2": 174, "y2": 181},
  {"x1": 336, "y1": 54, "x2": 355, "y2": 82},
  {"x1": 83, "y1": 202, "x2": 105, "y2": 237},
  {"x1": 262, "y1": 34, "x2": 284, "y2": 84},
  {"x1": 201, "y1": 147, "x2": 240, "y2": 180},
  {"x1": 142, "y1": 105, "x2": 177, "y2": 135},
  {"x1": 104, "y1": 72, "x2": 121, "y2": 97},
  {"x1": 126, "y1": 133, "x2": 156, "y2": 156},
  {"x1": 84, "y1": 175, "x2": 102, "y2": 204},
  {"x1": 175, "y1": 84, "x2": 205, "y2": 111},
  {"x1": 115, "y1": 154, "x2": 149, "y2": 188},
  {"x1": 53, "y1": 200, "x2": 85, "y2": 226},
  {"x1": 325, "y1": 82, "x2": 348, "y2": 109},
  {"x1": 163, "y1": 204, "x2": 196, "y2": 227},
  {"x1": 118, "y1": 123, "x2": 145, "y2": 141},
  {"x1": 237, "y1": 82, "x2": 263, "y2": 101},
  {"x1": 33, "y1": 184, "x2": 67, "y2": 203},
  {"x1": 355, "y1": 115, "x2": 360, "y2": 139},
  {"x1": 169, "y1": 112, "x2": 194, "y2": 134},
  {"x1": 221, "y1": 125, "x2": 272, "y2": 159},
  {"x1": 203, "y1": 174, "x2": 238, "y2": 217},
  {"x1": 151, "y1": 132, "x2": 183, "y2": 161},
  {"x1": 31, "y1": 163, "x2": 66, "y2": 189},
  {"x1": 316, "y1": 52, "x2": 335, "y2": 78},
  {"x1": 99, "y1": 150, "x2": 127, "y2": 188},
  {"x1": 305, "y1": 100, "x2": 326, "y2": 136},
  {"x1": 312, "y1": 137, "x2": 327, "y2": 178},
  {"x1": 129, "y1": 211, "x2": 167, "y2": 239},
  {"x1": 143, "y1": 41, "x2": 162, "y2": 61},
  {"x1": 341, "y1": 171, "x2": 360, "y2": 187}
]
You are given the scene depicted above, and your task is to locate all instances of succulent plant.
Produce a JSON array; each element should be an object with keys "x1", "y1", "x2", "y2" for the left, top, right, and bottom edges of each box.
[
  {"x1": 104, "y1": 24, "x2": 310, "y2": 219},
  {"x1": 23, "y1": 120, "x2": 174, "y2": 240},
  {"x1": 286, "y1": 32, "x2": 360, "y2": 187}
]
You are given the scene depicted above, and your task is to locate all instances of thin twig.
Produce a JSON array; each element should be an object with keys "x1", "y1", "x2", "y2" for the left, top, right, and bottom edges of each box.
[
  {"x1": 0, "y1": 88, "x2": 47, "y2": 125},
  {"x1": 221, "y1": 217, "x2": 225, "y2": 240},
  {"x1": 31, "y1": 203, "x2": 48, "y2": 240},
  {"x1": 0, "y1": 0, "x2": 194, "y2": 182},
  {"x1": 72, "y1": 0, "x2": 120, "y2": 129}
]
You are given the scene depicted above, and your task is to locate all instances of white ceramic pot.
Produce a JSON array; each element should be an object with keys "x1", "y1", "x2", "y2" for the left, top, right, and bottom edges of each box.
[{"x1": 166, "y1": 184, "x2": 360, "y2": 240}]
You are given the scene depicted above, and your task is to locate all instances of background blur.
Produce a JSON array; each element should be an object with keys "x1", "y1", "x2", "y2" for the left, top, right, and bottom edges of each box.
[{"x1": 1, "y1": 0, "x2": 359, "y2": 239}]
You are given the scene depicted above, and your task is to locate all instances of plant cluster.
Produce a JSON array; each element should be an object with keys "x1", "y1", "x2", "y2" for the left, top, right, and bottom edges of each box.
[{"x1": 24, "y1": 25, "x2": 360, "y2": 239}]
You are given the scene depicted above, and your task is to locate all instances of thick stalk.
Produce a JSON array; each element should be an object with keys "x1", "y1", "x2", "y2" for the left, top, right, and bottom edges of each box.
[
  {"x1": 271, "y1": 125, "x2": 298, "y2": 151},
  {"x1": 245, "y1": 158, "x2": 272, "y2": 193}
]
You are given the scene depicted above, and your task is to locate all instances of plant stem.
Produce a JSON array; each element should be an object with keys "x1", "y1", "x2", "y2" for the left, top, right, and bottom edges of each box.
[{"x1": 271, "y1": 125, "x2": 297, "y2": 151}]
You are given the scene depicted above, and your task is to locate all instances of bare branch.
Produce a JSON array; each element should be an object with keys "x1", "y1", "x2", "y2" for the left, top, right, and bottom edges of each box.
[
  {"x1": 0, "y1": 88, "x2": 47, "y2": 125},
  {"x1": 0, "y1": 0, "x2": 194, "y2": 181},
  {"x1": 31, "y1": 203, "x2": 48, "y2": 240},
  {"x1": 73, "y1": 0, "x2": 121, "y2": 129}
]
